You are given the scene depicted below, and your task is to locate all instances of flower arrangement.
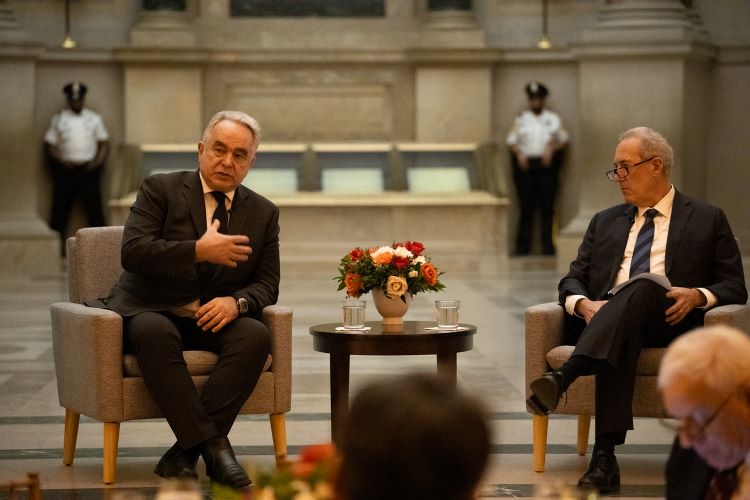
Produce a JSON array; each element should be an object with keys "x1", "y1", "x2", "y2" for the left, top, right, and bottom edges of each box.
[
  {"x1": 211, "y1": 443, "x2": 338, "y2": 500},
  {"x1": 334, "y1": 241, "x2": 445, "y2": 302}
]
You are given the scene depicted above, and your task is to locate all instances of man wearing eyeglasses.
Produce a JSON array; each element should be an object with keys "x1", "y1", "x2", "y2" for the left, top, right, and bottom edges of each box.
[
  {"x1": 658, "y1": 325, "x2": 750, "y2": 499},
  {"x1": 526, "y1": 126, "x2": 747, "y2": 492}
]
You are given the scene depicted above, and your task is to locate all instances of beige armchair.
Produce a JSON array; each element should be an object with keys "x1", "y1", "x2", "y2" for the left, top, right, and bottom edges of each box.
[
  {"x1": 525, "y1": 301, "x2": 750, "y2": 472},
  {"x1": 50, "y1": 226, "x2": 292, "y2": 484}
]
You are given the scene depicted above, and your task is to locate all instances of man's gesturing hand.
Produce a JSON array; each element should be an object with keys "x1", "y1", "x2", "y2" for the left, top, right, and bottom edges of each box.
[{"x1": 195, "y1": 219, "x2": 252, "y2": 267}]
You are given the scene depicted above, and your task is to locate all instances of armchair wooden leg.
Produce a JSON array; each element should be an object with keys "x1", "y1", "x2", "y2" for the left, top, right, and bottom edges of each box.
[
  {"x1": 270, "y1": 413, "x2": 288, "y2": 465},
  {"x1": 63, "y1": 409, "x2": 80, "y2": 465},
  {"x1": 533, "y1": 414, "x2": 549, "y2": 472},
  {"x1": 577, "y1": 414, "x2": 591, "y2": 456},
  {"x1": 103, "y1": 422, "x2": 120, "y2": 484}
]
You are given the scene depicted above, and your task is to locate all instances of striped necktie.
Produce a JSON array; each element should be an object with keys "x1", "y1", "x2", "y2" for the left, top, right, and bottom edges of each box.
[{"x1": 629, "y1": 208, "x2": 659, "y2": 278}]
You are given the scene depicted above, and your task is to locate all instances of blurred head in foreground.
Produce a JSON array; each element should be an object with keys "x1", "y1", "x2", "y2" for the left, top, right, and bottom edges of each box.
[
  {"x1": 336, "y1": 373, "x2": 491, "y2": 500},
  {"x1": 658, "y1": 325, "x2": 750, "y2": 470}
]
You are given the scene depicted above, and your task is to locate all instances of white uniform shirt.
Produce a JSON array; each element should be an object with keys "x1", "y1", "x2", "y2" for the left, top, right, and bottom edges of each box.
[
  {"x1": 44, "y1": 108, "x2": 109, "y2": 163},
  {"x1": 506, "y1": 109, "x2": 568, "y2": 157}
]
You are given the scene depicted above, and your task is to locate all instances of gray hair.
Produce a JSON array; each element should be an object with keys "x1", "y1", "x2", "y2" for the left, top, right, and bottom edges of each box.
[
  {"x1": 658, "y1": 325, "x2": 750, "y2": 395},
  {"x1": 619, "y1": 126, "x2": 673, "y2": 175},
  {"x1": 202, "y1": 110, "x2": 261, "y2": 153}
]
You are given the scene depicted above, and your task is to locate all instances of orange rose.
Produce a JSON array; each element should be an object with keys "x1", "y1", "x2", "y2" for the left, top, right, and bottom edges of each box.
[
  {"x1": 371, "y1": 251, "x2": 393, "y2": 266},
  {"x1": 386, "y1": 276, "x2": 408, "y2": 296},
  {"x1": 420, "y1": 263, "x2": 438, "y2": 286},
  {"x1": 344, "y1": 273, "x2": 363, "y2": 297}
]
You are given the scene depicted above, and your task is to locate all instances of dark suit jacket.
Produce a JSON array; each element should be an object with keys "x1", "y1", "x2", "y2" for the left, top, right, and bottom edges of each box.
[
  {"x1": 102, "y1": 170, "x2": 280, "y2": 319},
  {"x1": 559, "y1": 190, "x2": 747, "y2": 341},
  {"x1": 665, "y1": 438, "x2": 716, "y2": 500}
]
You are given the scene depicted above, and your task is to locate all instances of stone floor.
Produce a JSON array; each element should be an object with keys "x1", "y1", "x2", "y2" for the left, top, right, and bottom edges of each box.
[{"x1": 0, "y1": 256, "x2": 678, "y2": 499}]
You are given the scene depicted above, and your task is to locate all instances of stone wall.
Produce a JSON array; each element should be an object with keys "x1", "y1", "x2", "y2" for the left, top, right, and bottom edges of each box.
[{"x1": 1, "y1": 0, "x2": 749, "y2": 275}]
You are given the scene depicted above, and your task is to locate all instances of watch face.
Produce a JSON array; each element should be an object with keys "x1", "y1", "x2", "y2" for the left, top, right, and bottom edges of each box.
[{"x1": 238, "y1": 297, "x2": 248, "y2": 314}]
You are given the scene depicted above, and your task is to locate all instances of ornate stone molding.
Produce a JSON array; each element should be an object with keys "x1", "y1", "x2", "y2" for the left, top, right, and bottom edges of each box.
[{"x1": 578, "y1": 0, "x2": 710, "y2": 45}]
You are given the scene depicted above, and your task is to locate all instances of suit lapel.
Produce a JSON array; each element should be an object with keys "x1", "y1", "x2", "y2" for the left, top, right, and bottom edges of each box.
[
  {"x1": 607, "y1": 206, "x2": 636, "y2": 288},
  {"x1": 665, "y1": 191, "x2": 693, "y2": 275},
  {"x1": 185, "y1": 171, "x2": 207, "y2": 237}
]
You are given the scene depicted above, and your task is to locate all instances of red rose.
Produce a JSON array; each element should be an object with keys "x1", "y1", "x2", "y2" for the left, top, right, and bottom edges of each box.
[
  {"x1": 392, "y1": 256, "x2": 410, "y2": 269},
  {"x1": 405, "y1": 241, "x2": 425, "y2": 256},
  {"x1": 300, "y1": 443, "x2": 337, "y2": 464},
  {"x1": 349, "y1": 248, "x2": 365, "y2": 262}
]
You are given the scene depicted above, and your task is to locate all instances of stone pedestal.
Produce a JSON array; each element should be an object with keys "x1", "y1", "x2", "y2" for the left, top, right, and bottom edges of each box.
[{"x1": 557, "y1": 0, "x2": 714, "y2": 272}]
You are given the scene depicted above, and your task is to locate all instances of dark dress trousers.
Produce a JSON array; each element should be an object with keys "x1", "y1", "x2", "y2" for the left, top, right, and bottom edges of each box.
[
  {"x1": 101, "y1": 170, "x2": 281, "y2": 448},
  {"x1": 558, "y1": 190, "x2": 747, "y2": 438}
]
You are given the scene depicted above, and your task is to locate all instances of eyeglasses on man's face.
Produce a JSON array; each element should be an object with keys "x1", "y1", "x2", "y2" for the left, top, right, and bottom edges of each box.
[
  {"x1": 659, "y1": 388, "x2": 740, "y2": 441},
  {"x1": 605, "y1": 156, "x2": 656, "y2": 181}
]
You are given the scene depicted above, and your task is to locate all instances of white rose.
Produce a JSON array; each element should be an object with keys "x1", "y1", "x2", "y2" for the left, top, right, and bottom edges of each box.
[
  {"x1": 408, "y1": 270, "x2": 418, "y2": 278},
  {"x1": 371, "y1": 246, "x2": 393, "y2": 258},
  {"x1": 393, "y1": 246, "x2": 414, "y2": 259},
  {"x1": 415, "y1": 255, "x2": 426, "y2": 264}
]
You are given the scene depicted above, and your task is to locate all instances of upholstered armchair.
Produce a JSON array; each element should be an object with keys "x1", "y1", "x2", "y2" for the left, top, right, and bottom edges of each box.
[
  {"x1": 525, "y1": 301, "x2": 750, "y2": 472},
  {"x1": 50, "y1": 226, "x2": 292, "y2": 484}
]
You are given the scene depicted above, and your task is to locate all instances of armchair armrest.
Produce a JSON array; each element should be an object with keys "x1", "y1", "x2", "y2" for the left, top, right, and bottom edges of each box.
[
  {"x1": 704, "y1": 303, "x2": 750, "y2": 331},
  {"x1": 50, "y1": 303, "x2": 125, "y2": 422},
  {"x1": 262, "y1": 305, "x2": 293, "y2": 413},
  {"x1": 525, "y1": 302, "x2": 566, "y2": 396}
]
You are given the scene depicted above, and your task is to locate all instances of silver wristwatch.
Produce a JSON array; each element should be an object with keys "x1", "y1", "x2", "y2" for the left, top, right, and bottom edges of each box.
[{"x1": 236, "y1": 297, "x2": 249, "y2": 315}]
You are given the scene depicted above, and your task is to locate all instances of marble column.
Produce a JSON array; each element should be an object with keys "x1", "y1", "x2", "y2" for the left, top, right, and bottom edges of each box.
[
  {"x1": 0, "y1": 2, "x2": 59, "y2": 275},
  {"x1": 557, "y1": 0, "x2": 714, "y2": 271}
]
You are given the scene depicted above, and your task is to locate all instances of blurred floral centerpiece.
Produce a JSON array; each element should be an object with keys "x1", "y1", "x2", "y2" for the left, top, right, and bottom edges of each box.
[
  {"x1": 334, "y1": 241, "x2": 445, "y2": 302},
  {"x1": 212, "y1": 444, "x2": 337, "y2": 500}
]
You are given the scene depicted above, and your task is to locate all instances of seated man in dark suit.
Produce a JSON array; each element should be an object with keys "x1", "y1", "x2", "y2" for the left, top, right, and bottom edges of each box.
[
  {"x1": 101, "y1": 110, "x2": 280, "y2": 489},
  {"x1": 526, "y1": 127, "x2": 747, "y2": 493}
]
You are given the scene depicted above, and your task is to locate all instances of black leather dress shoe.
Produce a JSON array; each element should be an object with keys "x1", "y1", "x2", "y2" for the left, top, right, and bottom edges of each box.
[
  {"x1": 577, "y1": 449, "x2": 621, "y2": 493},
  {"x1": 526, "y1": 371, "x2": 564, "y2": 415},
  {"x1": 154, "y1": 442, "x2": 199, "y2": 479},
  {"x1": 201, "y1": 436, "x2": 251, "y2": 490}
]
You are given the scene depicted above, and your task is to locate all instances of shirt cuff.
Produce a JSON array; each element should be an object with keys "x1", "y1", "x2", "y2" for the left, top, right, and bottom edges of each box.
[
  {"x1": 697, "y1": 288, "x2": 717, "y2": 309},
  {"x1": 565, "y1": 294, "x2": 587, "y2": 317}
]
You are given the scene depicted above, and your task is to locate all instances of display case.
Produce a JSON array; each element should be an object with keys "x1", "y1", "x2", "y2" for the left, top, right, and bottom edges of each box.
[
  {"x1": 312, "y1": 143, "x2": 392, "y2": 193},
  {"x1": 397, "y1": 142, "x2": 478, "y2": 193},
  {"x1": 125, "y1": 141, "x2": 487, "y2": 195}
]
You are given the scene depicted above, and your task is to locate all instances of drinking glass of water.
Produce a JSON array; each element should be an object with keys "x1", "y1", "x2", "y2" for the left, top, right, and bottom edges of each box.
[
  {"x1": 435, "y1": 300, "x2": 460, "y2": 329},
  {"x1": 342, "y1": 299, "x2": 366, "y2": 329}
]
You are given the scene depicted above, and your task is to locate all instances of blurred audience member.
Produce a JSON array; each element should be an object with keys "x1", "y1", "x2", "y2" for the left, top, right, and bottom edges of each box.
[
  {"x1": 336, "y1": 373, "x2": 490, "y2": 500},
  {"x1": 658, "y1": 325, "x2": 750, "y2": 500}
]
